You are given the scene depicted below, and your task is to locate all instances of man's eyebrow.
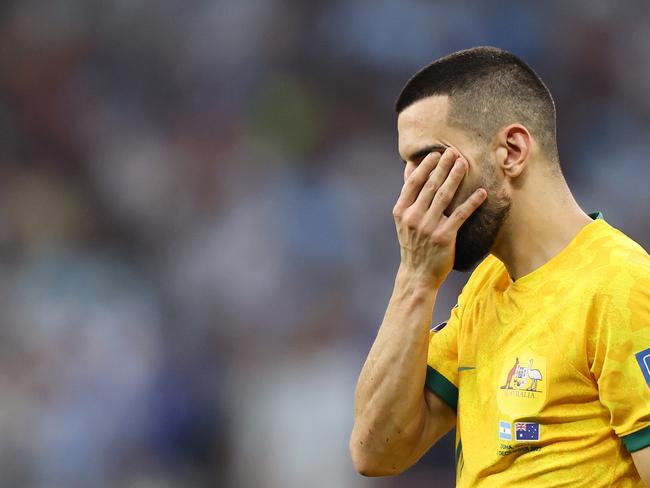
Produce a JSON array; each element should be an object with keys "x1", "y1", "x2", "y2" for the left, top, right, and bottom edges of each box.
[{"x1": 401, "y1": 144, "x2": 449, "y2": 164}]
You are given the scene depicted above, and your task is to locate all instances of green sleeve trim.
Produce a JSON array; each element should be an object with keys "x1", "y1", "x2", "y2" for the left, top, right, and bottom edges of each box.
[
  {"x1": 425, "y1": 366, "x2": 458, "y2": 411},
  {"x1": 622, "y1": 425, "x2": 650, "y2": 453}
]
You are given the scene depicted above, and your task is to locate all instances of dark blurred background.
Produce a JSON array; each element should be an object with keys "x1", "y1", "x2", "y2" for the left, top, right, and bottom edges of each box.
[{"x1": 0, "y1": 1, "x2": 649, "y2": 487}]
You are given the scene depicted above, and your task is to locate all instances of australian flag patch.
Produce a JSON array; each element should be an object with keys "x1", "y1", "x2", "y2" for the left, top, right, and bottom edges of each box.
[
  {"x1": 515, "y1": 422, "x2": 539, "y2": 442},
  {"x1": 635, "y1": 348, "x2": 650, "y2": 388}
]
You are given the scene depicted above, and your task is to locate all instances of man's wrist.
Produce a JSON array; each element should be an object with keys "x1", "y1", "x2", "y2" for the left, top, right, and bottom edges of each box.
[{"x1": 395, "y1": 265, "x2": 440, "y2": 299}]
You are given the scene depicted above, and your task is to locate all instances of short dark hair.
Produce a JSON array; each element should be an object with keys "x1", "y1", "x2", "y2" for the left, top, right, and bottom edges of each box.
[{"x1": 396, "y1": 46, "x2": 559, "y2": 162}]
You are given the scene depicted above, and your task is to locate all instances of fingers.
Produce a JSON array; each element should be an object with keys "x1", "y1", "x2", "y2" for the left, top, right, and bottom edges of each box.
[
  {"x1": 424, "y1": 156, "x2": 468, "y2": 222},
  {"x1": 443, "y1": 188, "x2": 487, "y2": 233},
  {"x1": 411, "y1": 149, "x2": 458, "y2": 212},
  {"x1": 394, "y1": 152, "x2": 441, "y2": 213}
]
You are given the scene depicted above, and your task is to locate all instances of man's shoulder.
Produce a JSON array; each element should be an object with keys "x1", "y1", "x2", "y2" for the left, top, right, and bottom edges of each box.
[
  {"x1": 589, "y1": 220, "x2": 649, "y2": 278},
  {"x1": 564, "y1": 221, "x2": 649, "y2": 308}
]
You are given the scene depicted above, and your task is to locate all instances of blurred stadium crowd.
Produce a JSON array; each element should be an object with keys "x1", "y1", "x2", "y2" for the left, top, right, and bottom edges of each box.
[{"x1": 0, "y1": 0, "x2": 648, "y2": 486}]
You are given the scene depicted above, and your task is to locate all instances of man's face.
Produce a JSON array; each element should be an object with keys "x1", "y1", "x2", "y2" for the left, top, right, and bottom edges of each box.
[{"x1": 397, "y1": 95, "x2": 511, "y2": 271}]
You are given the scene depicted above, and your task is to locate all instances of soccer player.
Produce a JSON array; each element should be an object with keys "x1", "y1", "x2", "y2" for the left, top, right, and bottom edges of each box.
[{"x1": 350, "y1": 46, "x2": 650, "y2": 486}]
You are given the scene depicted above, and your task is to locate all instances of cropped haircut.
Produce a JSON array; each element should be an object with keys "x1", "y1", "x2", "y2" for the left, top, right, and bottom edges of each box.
[{"x1": 396, "y1": 46, "x2": 559, "y2": 163}]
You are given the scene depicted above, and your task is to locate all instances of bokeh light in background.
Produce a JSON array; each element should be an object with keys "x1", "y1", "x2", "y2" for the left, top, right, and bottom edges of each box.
[{"x1": 0, "y1": 1, "x2": 648, "y2": 486}]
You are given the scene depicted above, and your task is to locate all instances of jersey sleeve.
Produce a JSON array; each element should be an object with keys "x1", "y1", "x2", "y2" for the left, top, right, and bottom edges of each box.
[
  {"x1": 591, "y1": 259, "x2": 650, "y2": 453},
  {"x1": 425, "y1": 296, "x2": 462, "y2": 412}
]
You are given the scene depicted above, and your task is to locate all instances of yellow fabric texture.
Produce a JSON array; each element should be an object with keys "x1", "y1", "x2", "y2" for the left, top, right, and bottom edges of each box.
[{"x1": 426, "y1": 219, "x2": 650, "y2": 487}]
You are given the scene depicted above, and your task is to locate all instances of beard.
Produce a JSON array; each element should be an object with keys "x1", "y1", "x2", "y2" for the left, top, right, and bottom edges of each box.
[{"x1": 453, "y1": 167, "x2": 511, "y2": 272}]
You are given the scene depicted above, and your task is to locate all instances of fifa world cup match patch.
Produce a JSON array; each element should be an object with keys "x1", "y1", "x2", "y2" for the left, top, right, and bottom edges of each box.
[
  {"x1": 515, "y1": 422, "x2": 540, "y2": 442},
  {"x1": 635, "y1": 348, "x2": 650, "y2": 388}
]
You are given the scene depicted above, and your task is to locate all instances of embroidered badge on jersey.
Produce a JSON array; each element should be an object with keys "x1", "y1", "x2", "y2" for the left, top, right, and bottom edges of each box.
[{"x1": 497, "y1": 350, "x2": 547, "y2": 417}]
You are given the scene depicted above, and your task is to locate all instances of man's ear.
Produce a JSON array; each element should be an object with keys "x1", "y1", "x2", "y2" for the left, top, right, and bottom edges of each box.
[{"x1": 495, "y1": 124, "x2": 531, "y2": 178}]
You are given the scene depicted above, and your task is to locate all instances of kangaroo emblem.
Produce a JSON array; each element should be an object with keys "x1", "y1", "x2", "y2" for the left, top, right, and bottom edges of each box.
[
  {"x1": 500, "y1": 357, "x2": 543, "y2": 392},
  {"x1": 500, "y1": 357, "x2": 519, "y2": 389}
]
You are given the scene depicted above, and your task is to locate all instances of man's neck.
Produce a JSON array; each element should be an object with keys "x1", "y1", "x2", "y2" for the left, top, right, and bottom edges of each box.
[{"x1": 491, "y1": 181, "x2": 593, "y2": 282}]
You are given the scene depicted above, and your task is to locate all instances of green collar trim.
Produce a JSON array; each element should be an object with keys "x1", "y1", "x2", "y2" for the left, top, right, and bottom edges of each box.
[{"x1": 589, "y1": 211, "x2": 604, "y2": 220}]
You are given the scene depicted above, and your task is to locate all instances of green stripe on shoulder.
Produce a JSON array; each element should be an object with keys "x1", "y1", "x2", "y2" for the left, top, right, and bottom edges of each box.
[
  {"x1": 622, "y1": 425, "x2": 650, "y2": 453},
  {"x1": 425, "y1": 366, "x2": 458, "y2": 411}
]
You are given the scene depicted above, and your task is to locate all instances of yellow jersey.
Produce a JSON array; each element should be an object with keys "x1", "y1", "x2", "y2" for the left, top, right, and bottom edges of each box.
[{"x1": 426, "y1": 215, "x2": 650, "y2": 487}]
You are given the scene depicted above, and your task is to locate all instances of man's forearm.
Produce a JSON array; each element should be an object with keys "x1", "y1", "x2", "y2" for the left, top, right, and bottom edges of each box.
[
  {"x1": 351, "y1": 266, "x2": 438, "y2": 469},
  {"x1": 351, "y1": 148, "x2": 484, "y2": 475}
]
